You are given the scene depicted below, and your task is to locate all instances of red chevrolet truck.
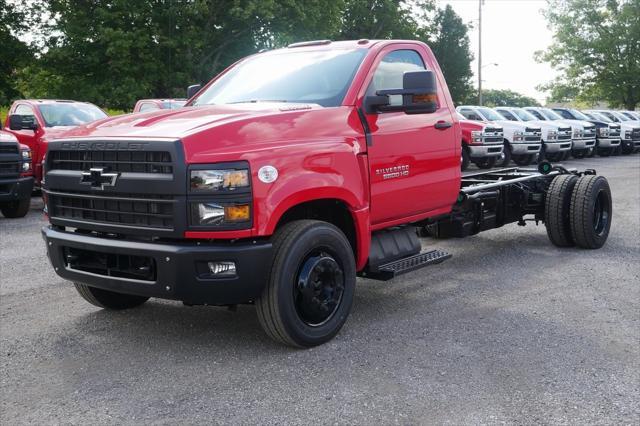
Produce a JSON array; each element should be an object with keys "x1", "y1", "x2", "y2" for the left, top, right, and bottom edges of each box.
[
  {"x1": 457, "y1": 112, "x2": 504, "y2": 170},
  {"x1": 0, "y1": 122, "x2": 33, "y2": 217},
  {"x1": 41, "y1": 40, "x2": 612, "y2": 347},
  {"x1": 4, "y1": 100, "x2": 108, "y2": 185}
]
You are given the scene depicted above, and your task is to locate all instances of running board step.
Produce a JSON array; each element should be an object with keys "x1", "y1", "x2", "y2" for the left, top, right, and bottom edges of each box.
[{"x1": 361, "y1": 249, "x2": 452, "y2": 281}]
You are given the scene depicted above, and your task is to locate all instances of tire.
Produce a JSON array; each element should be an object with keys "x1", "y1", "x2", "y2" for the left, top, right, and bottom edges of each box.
[
  {"x1": 621, "y1": 142, "x2": 634, "y2": 155},
  {"x1": 538, "y1": 144, "x2": 547, "y2": 162},
  {"x1": 597, "y1": 147, "x2": 611, "y2": 157},
  {"x1": 544, "y1": 174, "x2": 579, "y2": 247},
  {"x1": 256, "y1": 220, "x2": 356, "y2": 347},
  {"x1": 497, "y1": 141, "x2": 511, "y2": 167},
  {"x1": 561, "y1": 150, "x2": 572, "y2": 161},
  {"x1": 0, "y1": 198, "x2": 30, "y2": 218},
  {"x1": 461, "y1": 145, "x2": 470, "y2": 171},
  {"x1": 572, "y1": 149, "x2": 585, "y2": 159},
  {"x1": 474, "y1": 156, "x2": 497, "y2": 169},
  {"x1": 569, "y1": 175, "x2": 612, "y2": 249},
  {"x1": 513, "y1": 154, "x2": 535, "y2": 166},
  {"x1": 586, "y1": 147, "x2": 596, "y2": 158},
  {"x1": 74, "y1": 283, "x2": 149, "y2": 310}
]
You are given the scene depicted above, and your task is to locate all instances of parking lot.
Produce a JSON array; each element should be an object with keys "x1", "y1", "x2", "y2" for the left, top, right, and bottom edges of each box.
[{"x1": 1, "y1": 155, "x2": 638, "y2": 424}]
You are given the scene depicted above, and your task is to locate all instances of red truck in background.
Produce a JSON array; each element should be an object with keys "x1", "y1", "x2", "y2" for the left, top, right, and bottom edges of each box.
[
  {"x1": 4, "y1": 100, "x2": 107, "y2": 185},
  {"x1": 41, "y1": 40, "x2": 612, "y2": 347},
  {"x1": 133, "y1": 99, "x2": 187, "y2": 113},
  {"x1": 457, "y1": 112, "x2": 504, "y2": 170},
  {"x1": 0, "y1": 122, "x2": 33, "y2": 217}
]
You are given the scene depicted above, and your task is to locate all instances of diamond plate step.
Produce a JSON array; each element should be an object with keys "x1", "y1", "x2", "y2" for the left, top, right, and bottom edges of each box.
[{"x1": 361, "y1": 249, "x2": 451, "y2": 281}]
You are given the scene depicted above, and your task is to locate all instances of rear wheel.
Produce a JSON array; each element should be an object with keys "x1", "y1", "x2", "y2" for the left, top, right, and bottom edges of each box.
[
  {"x1": 545, "y1": 175, "x2": 579, "y2": 247},
  {"x1": 569, "y1": 175, "x2": 612, "y2": 249},
  {"x1": 0, "y1": 198, "x2": 30, "y2": 218},
  {"x1": 74, "y1": 283, "x2": 149, "y2": 310},
  {"x1": 513, "y1": 154, "x2": 535, "y2": 166},
  {"x1": 256, "y1": 220, "x2": 356, "y2": 347},
  {"x1": 461, "y1": 145, "x2": 470, "y2": 171},
  {"x1": 474, "y1": 156, "x2": 497, "y2": 169}
]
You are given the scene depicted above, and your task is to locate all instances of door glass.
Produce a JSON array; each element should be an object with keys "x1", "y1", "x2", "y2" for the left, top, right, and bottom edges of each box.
[
  {"x1": 367, "y1": 50, "x2": 426, "y2": 106},
  {"x1": 15, "y1": 104, "x2": 35, "y2": 118}
]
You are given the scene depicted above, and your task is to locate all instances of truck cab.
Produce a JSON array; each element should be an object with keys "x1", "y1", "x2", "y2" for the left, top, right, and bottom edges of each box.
[
  {"x1": 457, "y1": 112, "x2": 504, "y2": 170},
  {"x1": 4, "y1": 100, "x2": 108, "y2": 185},
  {"x1": 0, "y1": 122, "x2": 34, "y2": 217},
  {"x1": 40, "y1": 40, "x2": 612, "y2": 347},
  {"x1": 584, "y1": 110, "x2": 640, "y2": 154},
  {"x1": 457, "y1": 105, "x2": 541, "y2": 166},
  {"x1": 552, "y1": 107, "x2": 622, "y2": 156},
  {"x1": 495, "y1": 107, "x2": 572, "y2": 162}
]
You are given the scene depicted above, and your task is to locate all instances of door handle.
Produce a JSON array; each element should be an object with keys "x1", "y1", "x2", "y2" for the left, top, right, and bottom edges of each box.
[{"x1": 434, "y1": 121, "x2": 452, "y2": 130}]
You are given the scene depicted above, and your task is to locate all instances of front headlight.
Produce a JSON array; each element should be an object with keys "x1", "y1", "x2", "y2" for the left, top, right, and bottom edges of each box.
[
  {"x1": 21, "y1": 149, "x2": 32, "y2": 160},
  {"x1": 625, "y1": 130, "x2": 632, "y2": 139},
  {"x1": 471, "y1": 130, "x2": 483, "y2": 143},
  {"x1": 513, "y1": 131, "x2": 524, "y2": 141},
  {"x1": 573, "y1": 129, "x2": 583, "y2": 138},
  {"x1": 191, "y1": 202, "x2": 251, "y2": 226},
  {"x1": 547, "y1": 130, "x2": 557, "y2": 140},
  {"x1": 190, "y1": 169, "x2": 250, "y2": 192}
]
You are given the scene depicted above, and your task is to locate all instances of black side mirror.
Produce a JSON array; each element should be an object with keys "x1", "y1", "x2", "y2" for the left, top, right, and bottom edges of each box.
[
  {"x1": 364, "y1": 70, "x2": 438, "y2": 115},
  {"x1": 187, "y1": 84, "x2": 202, "y2": 99},
  {"x1": 9, "y1": 114, "x2": 38, "y2": 131}
]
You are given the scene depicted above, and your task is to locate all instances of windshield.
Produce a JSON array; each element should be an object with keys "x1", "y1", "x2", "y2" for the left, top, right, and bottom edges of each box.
[
  {"x1": 496, "y1": 109, "x2": 518, "y2": 121},
  {"x1": 192, "y1": 49, "x2": 368, "y2": 107},
  {"x1": 610, "y1": 111, "x2": 631, "y2": 121},
  {"x1": 585, "y1": 111, "x2": 612, "y2": 122},
  {"x1": 622, "y1": 111, "x2": 639, "y2": 120},
  {"x1": 540, "y1": 108, "x2": 563, "y2": 120},
  {"x1": 566, "y1": 109, "x2": 590, "y2": 121},
  {"x1": 512, "y1": 108, "x2": 537, "y2": 121},
  {"x1": 38, "y1": 103, "x2": 107, "y2": 127},
  {"x1": 162, "y1": 100, "x2": 186, "y2": 109},
  {"x1": 477, "y1": 107, "x2": 505, "y2": 121}
]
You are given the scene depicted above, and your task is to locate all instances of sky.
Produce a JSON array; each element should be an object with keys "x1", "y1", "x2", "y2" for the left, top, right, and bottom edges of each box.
[{"x1": 435, "y1": 0, "x2": 559, "y2": 104}]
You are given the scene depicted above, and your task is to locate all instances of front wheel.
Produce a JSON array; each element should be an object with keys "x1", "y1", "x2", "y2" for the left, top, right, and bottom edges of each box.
[
  {"x1": 461, "y1": 145, "x2": 470, "y2": 171},
  {"x1": 74, "y1": 283, "x2": 149, "y2": 310},
  {"x1": 256, "y1": 220, "x2": 356, "y2": 347},
  {"x1": 0, "y1": 198, "x2": 30, "y2": 218},
  {"x1": 474, "y1": 156, "x2": 497, "y2": 169},
  {"x1": 497, "y1": 142, "x2": 511, "y2": 167}
]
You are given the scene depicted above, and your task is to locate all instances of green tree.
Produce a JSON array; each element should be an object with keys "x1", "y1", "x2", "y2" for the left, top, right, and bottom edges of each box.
[
  {"x1": 538, "y1": 0, "x2": 640, "y2": 110},
  {"x1": 339, "y1": 0, "x2": 433, "y2": 40},
  {"x1": 481, "y1": 89, "x2": 541, "y2": 107},
  {"x1": 0, "y1": 0, "x2": 32, "y2": 104},
  {"x1": 427, "y1": 4, "x2": 473, "y2": 105}
]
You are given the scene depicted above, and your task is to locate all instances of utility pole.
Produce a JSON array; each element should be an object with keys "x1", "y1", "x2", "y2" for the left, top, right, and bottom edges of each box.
[{"x1": 478, "y1": 0, "x2": 483, "y2": 106}]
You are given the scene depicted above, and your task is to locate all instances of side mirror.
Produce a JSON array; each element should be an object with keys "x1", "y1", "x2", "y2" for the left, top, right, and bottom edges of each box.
[
  {"x1": 9, "y1": 114, "x2": 39, "y2": 131},
  {"x1": 187, "y1": 84, "x2": 202, "y2": 99},
  {"x1": 364, "y1": 70, "x2": 438, "y2": 115}
]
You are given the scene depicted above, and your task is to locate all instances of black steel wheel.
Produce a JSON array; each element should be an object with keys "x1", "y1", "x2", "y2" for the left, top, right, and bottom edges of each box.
[
  {"x1": 0, "y1": 198, "x2": 30, "y2": 218},
  {"x1": 74, "y1": 283, "x2": 149, "y2": 310},
  {"x1": 544, "y1": 174, "x2": 579, "y2": 247},
  {"x1": 256, "y1": 220, "x2": 356, "y2": 347},
  {"x1": 569, "y1": 175, "x2": 612, "y2": 249}
]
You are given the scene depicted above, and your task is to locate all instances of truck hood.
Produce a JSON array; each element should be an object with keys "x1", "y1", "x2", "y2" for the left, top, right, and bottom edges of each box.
[
  {"x1": 492, "y1": 120, "x2": 539, "y2": 131},
  {"x1": 56, "y1": 103, "x2": 324, "y2": 140},
  {"x1": 552, "y1": 119, "x2": 595, "y2": 130}
]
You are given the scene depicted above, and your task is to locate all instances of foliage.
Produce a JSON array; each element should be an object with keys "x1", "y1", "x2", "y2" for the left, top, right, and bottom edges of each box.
[
  {"x1": 10, "y1": 0, "x2": 478, "y2": 110},
  {"x1": 480, "y1": 89, "x2": 541, "y2": 107},
  {"x1": 0, "y1": 0, "x2": 33, "y2": 104},
  {"x1": 427, "y1": 5, "x2": 474, "y2": 105},
  {"x1": 0, "y1": 105, "x2": 9, "y2": 123},
  {"x1": 537, "y1": 0, "x2": 640, "y2": 110}
]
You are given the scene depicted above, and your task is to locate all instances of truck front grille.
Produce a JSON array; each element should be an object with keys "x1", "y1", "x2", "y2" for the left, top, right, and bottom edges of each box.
[
  {"x1": 0, "y1": 161, "x2": 20, "y2": 177},
  {"x1": 609, "y1": 125, "x2": 621, "y2": 138},
  {"x1": 632, "y1": 129, "x2": 640, "y2": 141},
  {"x1": 48, "y1": 150, "x2": 173, "y2": 174},
  {"x1": 48, "y1": 191, "x2": 175, "y2": 230},
  {"x1": 0, "y1": 145, "x2": 19, "y2": 154},
  {"x1": 482, "y1": 128, "x2": 503, "y2": 143}
]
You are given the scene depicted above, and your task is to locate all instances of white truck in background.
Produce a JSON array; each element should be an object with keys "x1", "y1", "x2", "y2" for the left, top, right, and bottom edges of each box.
[{"x1": 524, "y1": 107, "x2": 597, "y2": 158}]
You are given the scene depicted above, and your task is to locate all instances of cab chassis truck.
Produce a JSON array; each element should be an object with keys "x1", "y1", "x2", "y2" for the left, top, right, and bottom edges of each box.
[{"x1": 41, "y1": 40, "x2": 612, "y2": 347}]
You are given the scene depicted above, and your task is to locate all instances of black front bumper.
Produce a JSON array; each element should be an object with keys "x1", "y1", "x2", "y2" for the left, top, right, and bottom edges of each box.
[
  {"x1": 42, "y1": 226, "x2": 273, "y2": 305},
  {"x1": 0, "y1": 176, "x2": 34, "y2": 202}
]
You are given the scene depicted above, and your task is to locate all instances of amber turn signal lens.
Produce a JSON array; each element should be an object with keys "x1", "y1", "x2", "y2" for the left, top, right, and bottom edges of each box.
[
  {"x1": 224, "y1": 204, "x2": 250, "y2": 222},
  {"x1": 412, "y1": 94, "x2": 437, "y2": 104}
]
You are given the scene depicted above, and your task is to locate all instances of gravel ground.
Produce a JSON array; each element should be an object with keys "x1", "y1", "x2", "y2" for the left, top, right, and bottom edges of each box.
[{"x1": 1, "y1": 155, "x2": 639, "y2": 425}]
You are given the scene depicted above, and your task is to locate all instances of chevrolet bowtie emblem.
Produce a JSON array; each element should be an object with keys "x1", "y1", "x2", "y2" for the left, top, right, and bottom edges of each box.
[{"x1": 80, "y1": 167, "x2": 119, "y2": 190}]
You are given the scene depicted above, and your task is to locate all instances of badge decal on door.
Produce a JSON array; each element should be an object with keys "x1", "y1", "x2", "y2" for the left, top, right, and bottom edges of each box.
[{"x1": 376, "y1": 165, "x2": 410, "y2": 180}]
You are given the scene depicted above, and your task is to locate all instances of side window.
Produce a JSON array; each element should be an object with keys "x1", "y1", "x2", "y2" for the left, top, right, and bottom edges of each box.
[
  {"x1": 555, "y1": 109, "x2": 572, "y2": 119},
  {"x1": 367, "y1": 50, "x2": 426, "y2": 106},
  {"x1": 497, "y1": 110, "x2": 517, "y2": 121},
  {"x1": 459, "y1": 108, "x2": 482, "y2": 121},
  {"x1": 528, "y1": 110, "x2": 544, "y2": 120},
  {"x1": 139, "y1": 103, "x2": 159, "y2": 112},
  {"x1": 15, "y1": 104, "x2": 35, "y2": 118}
]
